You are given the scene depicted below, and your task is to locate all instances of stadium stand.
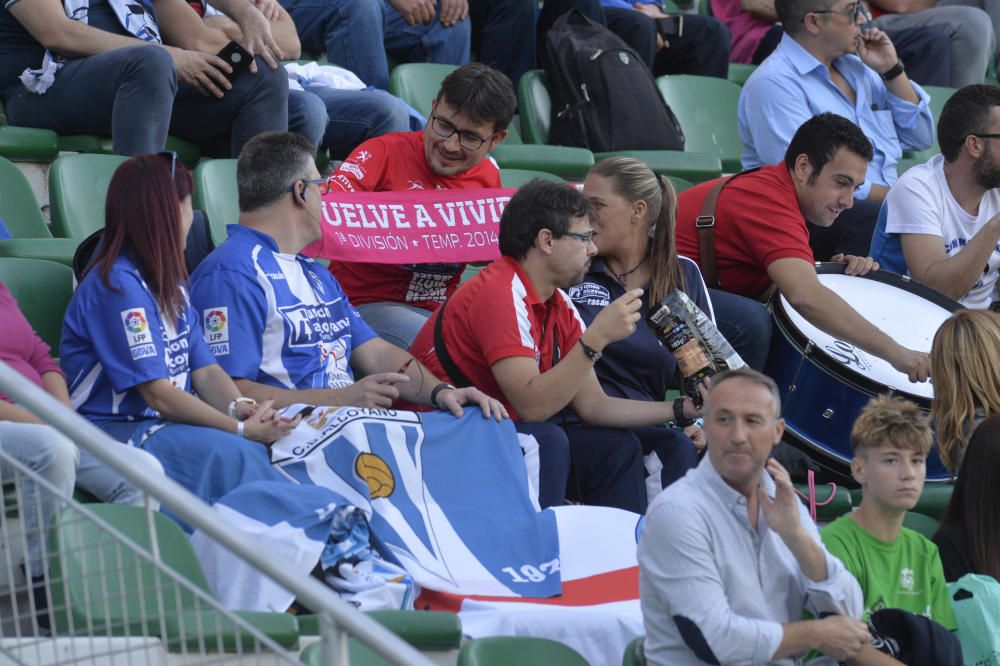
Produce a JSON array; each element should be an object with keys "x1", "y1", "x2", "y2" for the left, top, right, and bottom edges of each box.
[
  {"x1": 655, "y1": 74, "x2": 744, "y2": 172},
  {"x1": 48, "y1": 154, "x2": 126, "y2": 240},
  {"x1": 192, "y1": 158, "x2": 239, "y2": 246},
  {"x1": 458, "y1": 636, "x2": 590, "y2": 666},
  {"x1": 0, "y1": 157, "x2": 77, "y2": 266},
  {"x1": 0, "y1": 257, "x2": 73, "y2": 356},
  {"x1": 517, "y1": 69, "x2": 724, "y2": 181}
]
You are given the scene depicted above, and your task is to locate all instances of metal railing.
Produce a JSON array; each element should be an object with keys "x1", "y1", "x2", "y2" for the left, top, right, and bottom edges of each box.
[{"x1": 0, "y1": 360, "x2": 436, "y2": 666}]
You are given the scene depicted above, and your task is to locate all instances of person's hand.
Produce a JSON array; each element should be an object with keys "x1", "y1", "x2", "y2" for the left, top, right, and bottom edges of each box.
[
  {"x1": 585, "y1": 288, "x2": 644, "y2": 350},
  {"x1": 831, "y1": 253, "x2": 879, "y2": 276},
  {"x1": 167, "y1": 48, "x2": 233, "y2": 98},
  {"x1": 439, "y1": 0, "x2": 468, "y2": 27},
  {"x1": 253, "y1": 0, "x2": 281, "y2": 22},
  {"x1": 634, "y1": 2, "x2": 669, "y2": 18},
  {"x1": 389, "y1": 0, "x2": 436, "y2": 25},
  {"x1": 814, "y1": 615, "x2": 871, "y2": 662},
  {"x1": 242, "y1": 399, "x2": 300, "y2": 444},
  {"x1": 338, "y1": 373, "x2": 410, "y2": 408},
  {"x1": 233, "y1": 399, "x2": 258, "y2": 421},
  {"x1": 684, "y1": 423, "x2": 706, "y2": 451},
  {"x1": 434, "y1": 386, "x2": 509, "y2": 421},
  {"x1": 888, "y1": 346, "x2": 930, "y2": 383},
  {"x1": 229, "y1": 4, "x2": 283, "y2": 70},
  {"x1": 855, "y1": 26, "x2": 899, "y2": 75},
  {"x1": 757, "y1": 458, "x2": 805, "y2": 540}
]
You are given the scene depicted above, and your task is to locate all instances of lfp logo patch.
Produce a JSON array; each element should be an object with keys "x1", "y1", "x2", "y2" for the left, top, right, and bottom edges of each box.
[
  {"x1": 203, "y1": 306, "x2": 230, "y2": 356},
  {"x1": 120, "y1": 308, "x2": 156, "y2": 360}
]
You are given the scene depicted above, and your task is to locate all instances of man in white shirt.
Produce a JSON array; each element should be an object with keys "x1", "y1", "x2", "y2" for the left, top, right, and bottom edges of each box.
[
  {"x1": 870, "y1": 84, "x2": 1000, "y2": 309},
  {"x1": 638, "y1": 368, "x2": 868, "y2": 665}
]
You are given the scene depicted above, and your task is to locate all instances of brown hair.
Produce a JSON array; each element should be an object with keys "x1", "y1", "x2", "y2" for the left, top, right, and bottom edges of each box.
[
  {"x1": 930, "y1": 309, "x2": 1000, "y2": 472},
  {"x1": 850, "y1": 395, "x2": 932, "y2": 457},
  {"x1": 587, "y1": 157, "x2": 684, "y2": 304}
]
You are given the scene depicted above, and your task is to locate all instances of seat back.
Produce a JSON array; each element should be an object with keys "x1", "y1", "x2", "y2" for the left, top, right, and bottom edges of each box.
[
  {"x1": 0, "y1": 156, "x2": 52, "y2": 238},
  {"x1": 656, "y1": 75, "x2": 744, "y2": 172},
  {"x1": 918, "y1": 85, "x2": 957, "y2": 157},
  {"x1": 49, "y1": 154, "x2": 127, "y2": 239},
  {"x1": 518, "y1": 70, "x2": 553, "y2": 145},
  {"x1": 192, "y1": 159, "x2": 238, "y2": 245},
  {"x1": 0, "y1": 258, "x2": 74, "y2": 355},
  {"x1": 903, "y1": 511, "x2": 941, "y2": 539},
  {"x1": 49, "y1": 503, "x2": 214, "y2": 636},
  {"x1": 500, "y1": 168, "x2": 564, "y2": 188},
  {"x1": 622, "y1": 636, "x2": 646, "y2": 666},
  {"x1": 459, "y1": 636, "x2": 590, "y2": 666}
]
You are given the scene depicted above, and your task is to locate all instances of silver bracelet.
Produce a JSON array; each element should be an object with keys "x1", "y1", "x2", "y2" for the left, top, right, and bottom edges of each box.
[
  {"x1": 228, "y1": 396, "x2": 257, "y2": 418},
  {"x1": 236, "y1": 420, "x2": 246, "y2": 438}
]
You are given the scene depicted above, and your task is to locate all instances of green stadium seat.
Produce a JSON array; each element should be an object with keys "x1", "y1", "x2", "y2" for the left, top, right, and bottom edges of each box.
[
  {"x1": 902, "y1": 511, "x2": 940, "y2": 539},
  {"x1": 622, "y1": 636, "x2": 646, "y2": 666},
  {"x1": 727, "y1": 63, "x2": 757, "y2": 87},
  {"x1": 297, "y1": 610, "x2": 462, "y2": 651},
  {"x1": 459, "y1": 636, "x2": 590, "y2": 666},
  {"x1": 49, "y1": 503, "x2": 299, "y2": 651},
  {"x1": 794, "y1": 483, "x2": 853, "y2": 524},
  {"x1": 192, "y1": 159, "x2": 238, "y2": 245},
  {"x1": 0, "y1": 101, "x2": 60, "y2": 162},
  {"x1": 49, "y1": 153, "x2": 126, "y2": 239},
  {"x1": 900, "y1": 85, "x2": 956, "y2": 163},
  {"x1": 518, "y1": 70, "x2": 722, "y2": 182},
  {"x1": 0, "y1": 258, "x2": 74, "y2": 355},
  {"x1": 57, "y1": 134, "x2": 201, "y2": 169},
  {"x1": 849, "y1": 483, "x2": 953, "y2": 521},
  {"x1": 301, "y1": 638, "x2": 392, "y2": 666},
  {"x1": 500, "y1": 168, "x2": 564, "y2": 187},
  {"x1": 656, "y1": 75, "x2": 744, "y2": 173},
  {"x1": 667, "y1": 175, "x2": 694, "y2": 193},
  {"x1": 390, "y1": 63, "x2": 596, "y2": 180},
  {"x1": 0, "y1": 156, "x2": 78, "y2": 265}
]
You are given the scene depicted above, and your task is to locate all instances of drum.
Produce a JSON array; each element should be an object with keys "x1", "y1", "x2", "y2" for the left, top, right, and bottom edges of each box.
[{"x1": 766, "y1": 263, "x2": 962, "y2": 482}]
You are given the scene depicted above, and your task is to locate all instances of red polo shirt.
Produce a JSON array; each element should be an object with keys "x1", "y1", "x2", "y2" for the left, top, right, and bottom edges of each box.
[
  {"x1": 675, "y1": 163, "x2": 814, "y2": 299},
  {"x1": 408, "y1": 256, "x2": 586, "y2": 420}
]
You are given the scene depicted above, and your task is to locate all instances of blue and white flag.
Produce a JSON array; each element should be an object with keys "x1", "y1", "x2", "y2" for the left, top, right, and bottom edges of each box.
[{"x1": 271, "y1": 407, "x2": 561, "y2": 599}]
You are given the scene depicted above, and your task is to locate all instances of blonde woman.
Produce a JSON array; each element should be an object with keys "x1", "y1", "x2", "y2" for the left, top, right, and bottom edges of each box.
[{"x1": 930, "y1": 309, "x2": 1000, "y2": 472}]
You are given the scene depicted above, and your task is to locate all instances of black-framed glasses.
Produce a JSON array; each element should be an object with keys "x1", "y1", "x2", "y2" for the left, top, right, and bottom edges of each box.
[
  {"x1": 559, "y1": 230, "x2": 597, "y2": 243},
  {"x1": 805, "y1": 2, "x2": 867, "y2": 22},
  {"x1": 287, "y1": 178, "x2": 332, "y2": 196},
  {"x1": 970, "y1": 133, "x2": 1000, "y2": 141},
  {"x1": 158, "y1": 150, "x2": 177, "y2": 178},
  {"x1": 430, "y1": 115, "x2": 496, "y2": 151}
]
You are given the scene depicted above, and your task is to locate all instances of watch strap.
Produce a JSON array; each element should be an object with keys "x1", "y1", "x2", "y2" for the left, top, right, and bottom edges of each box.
[{"x1": 881, "y1": 61, "x2": 905, "y2": 81}]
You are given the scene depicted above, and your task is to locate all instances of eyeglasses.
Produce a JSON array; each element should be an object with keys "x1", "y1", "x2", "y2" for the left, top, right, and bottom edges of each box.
[
  {"x1": 559, "y1": 230, "x2": 597, "y2": 243},
  {"x1": 430, "y1": 115, "x2": 496, "y2": 151},
  {"x1": 287, "y1": 178, "x2": 332, "y2": 196},
  {"x1": 970, "y1": 134, "x2": 1000, "y2": 141},
  {"x1": 158, "y1": 150, "x2": 177, "y2": 178},
  {"x1": 805, "y1": 2, "x2": 867, "y2": 22}
]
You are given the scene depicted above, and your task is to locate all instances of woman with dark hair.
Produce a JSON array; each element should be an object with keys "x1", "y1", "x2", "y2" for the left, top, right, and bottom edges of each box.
[
  {"x1": 569, "y1": 156, "x2": 709, "y2": 499},
  {"x1": 60, "y1": 154, "x2": 297, "y2": 513},
  {"x1": 933, "y1": 415, "x2": 1000, "y2": 582}
]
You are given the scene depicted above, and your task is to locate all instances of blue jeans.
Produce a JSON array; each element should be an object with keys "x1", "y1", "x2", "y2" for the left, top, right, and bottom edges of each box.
[
  {"x1": 356, "y1": 301, "x2": 430, "y2": 349},
  {"x1": 288, "y1": 86, "x2": 410, "y2": 157},
  {"x1": 3, "y1": 46, "x2": 288, "y2": 157},
  {"x1": 708, "y1": 288, "x2": 773, "y2": 372},
  {"x1": 280, "y1": 0, "x2": 471, "y2": 90}
]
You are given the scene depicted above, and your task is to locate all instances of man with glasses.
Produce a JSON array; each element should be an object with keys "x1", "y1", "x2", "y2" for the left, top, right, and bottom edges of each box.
[
  {"x1": 310, "y1": 62, "x2": 515, "y2": 350},
  {"x1": 190, "y1": 131, "x2": 505, "y2": 422},
  {"x1": 870, "y1": 85, "x2": 1000, "y2": 309},
  {"x1": 408, "y1": 179, "x2": 700, "y2": 512},
  {"x1": 737, "y1": 0, "x2": 935, "y2": 262}
]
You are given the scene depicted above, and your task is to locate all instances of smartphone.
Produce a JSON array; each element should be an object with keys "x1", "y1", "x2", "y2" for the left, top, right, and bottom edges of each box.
[
  {"x1": 655, "y1": 15, "x2": 684, "y2": 39},
  {"x1": 216, "y1": 41, "x2": 253, "y2": 81}
]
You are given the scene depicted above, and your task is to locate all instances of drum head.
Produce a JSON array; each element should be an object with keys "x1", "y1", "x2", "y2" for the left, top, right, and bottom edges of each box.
[{"x1": 772, "y1": 263, "x2": 964, "y2": 403}]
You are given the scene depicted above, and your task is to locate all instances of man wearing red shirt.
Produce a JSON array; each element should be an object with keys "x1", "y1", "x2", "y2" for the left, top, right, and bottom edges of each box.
[
  {"x1": 675, "y1": 113, "x2": 929, "y2": 381},
  {"x1": 410, "y1": 180, "x2": 703, "y2": 512},
  {"x1": 315, "y1": 62, "x2": 515, "y2": 349}
]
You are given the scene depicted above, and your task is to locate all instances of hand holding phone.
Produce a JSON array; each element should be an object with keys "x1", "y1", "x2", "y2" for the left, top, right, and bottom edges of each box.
[
  {"x1": 655, "y1": 15, "x2": 684, "y2": 39},
  {"x1": 216, "y1": 41, "x2": 253, "y2": 82}
]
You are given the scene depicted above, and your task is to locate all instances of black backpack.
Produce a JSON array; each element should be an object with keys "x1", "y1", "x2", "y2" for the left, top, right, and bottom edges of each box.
[{"x1": 541, "y1": 11, "x2": 685, "y2": 153}]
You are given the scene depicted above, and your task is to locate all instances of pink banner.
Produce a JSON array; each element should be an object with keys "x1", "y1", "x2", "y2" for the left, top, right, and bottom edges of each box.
[{"x1": 308, "y1": 188, "x2": 516, "y2": 264}]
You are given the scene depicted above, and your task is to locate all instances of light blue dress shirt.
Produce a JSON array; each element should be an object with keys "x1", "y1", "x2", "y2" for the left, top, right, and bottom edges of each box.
[{"x1": 738, "y1": 33, "x2": 933, "y2": 199}]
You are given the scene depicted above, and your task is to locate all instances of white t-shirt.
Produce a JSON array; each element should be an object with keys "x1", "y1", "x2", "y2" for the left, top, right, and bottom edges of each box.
[{"x1": 877, "y1": 154, "x2": 1000, "y2": 309}]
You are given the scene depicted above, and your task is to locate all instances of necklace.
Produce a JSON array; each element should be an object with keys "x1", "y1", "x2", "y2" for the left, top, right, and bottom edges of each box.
[{"x1": 608, "y1": 258, "x2": 646, "y2": 285}]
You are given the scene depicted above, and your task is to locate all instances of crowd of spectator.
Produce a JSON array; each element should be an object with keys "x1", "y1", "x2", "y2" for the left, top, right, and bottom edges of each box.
[{"x1": 2, "y1": 0, "x2": 1000, "y2": 662}]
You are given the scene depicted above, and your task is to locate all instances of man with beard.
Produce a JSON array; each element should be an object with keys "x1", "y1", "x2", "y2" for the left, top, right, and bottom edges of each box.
[
  {"x1": 870, "y1": 85, "x2": 1000, "y2": 310},
  {"x1": 408, "y1": 179, "x2": 699, "y2": 512},
  {"x1": 738, "y1": 0, "x2": 934, "y2": 261}
]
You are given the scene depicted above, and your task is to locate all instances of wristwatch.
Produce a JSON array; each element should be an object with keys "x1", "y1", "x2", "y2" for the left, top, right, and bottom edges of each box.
[
  {"x1": 579, "y1": 338, "x2": 603, "y2": 363},
  {"x1": 673, "y1": 396, "x2": 696, "y2": 428},
  {"x1": 880, "y1": 61, "x2": 905, "y2": 82},
  {"x1": 430, "y1": 383, "x2": 457, "y2": 409},
  {"x1": 227, "y1": 396, "x2": 257, "y2": 418}
]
